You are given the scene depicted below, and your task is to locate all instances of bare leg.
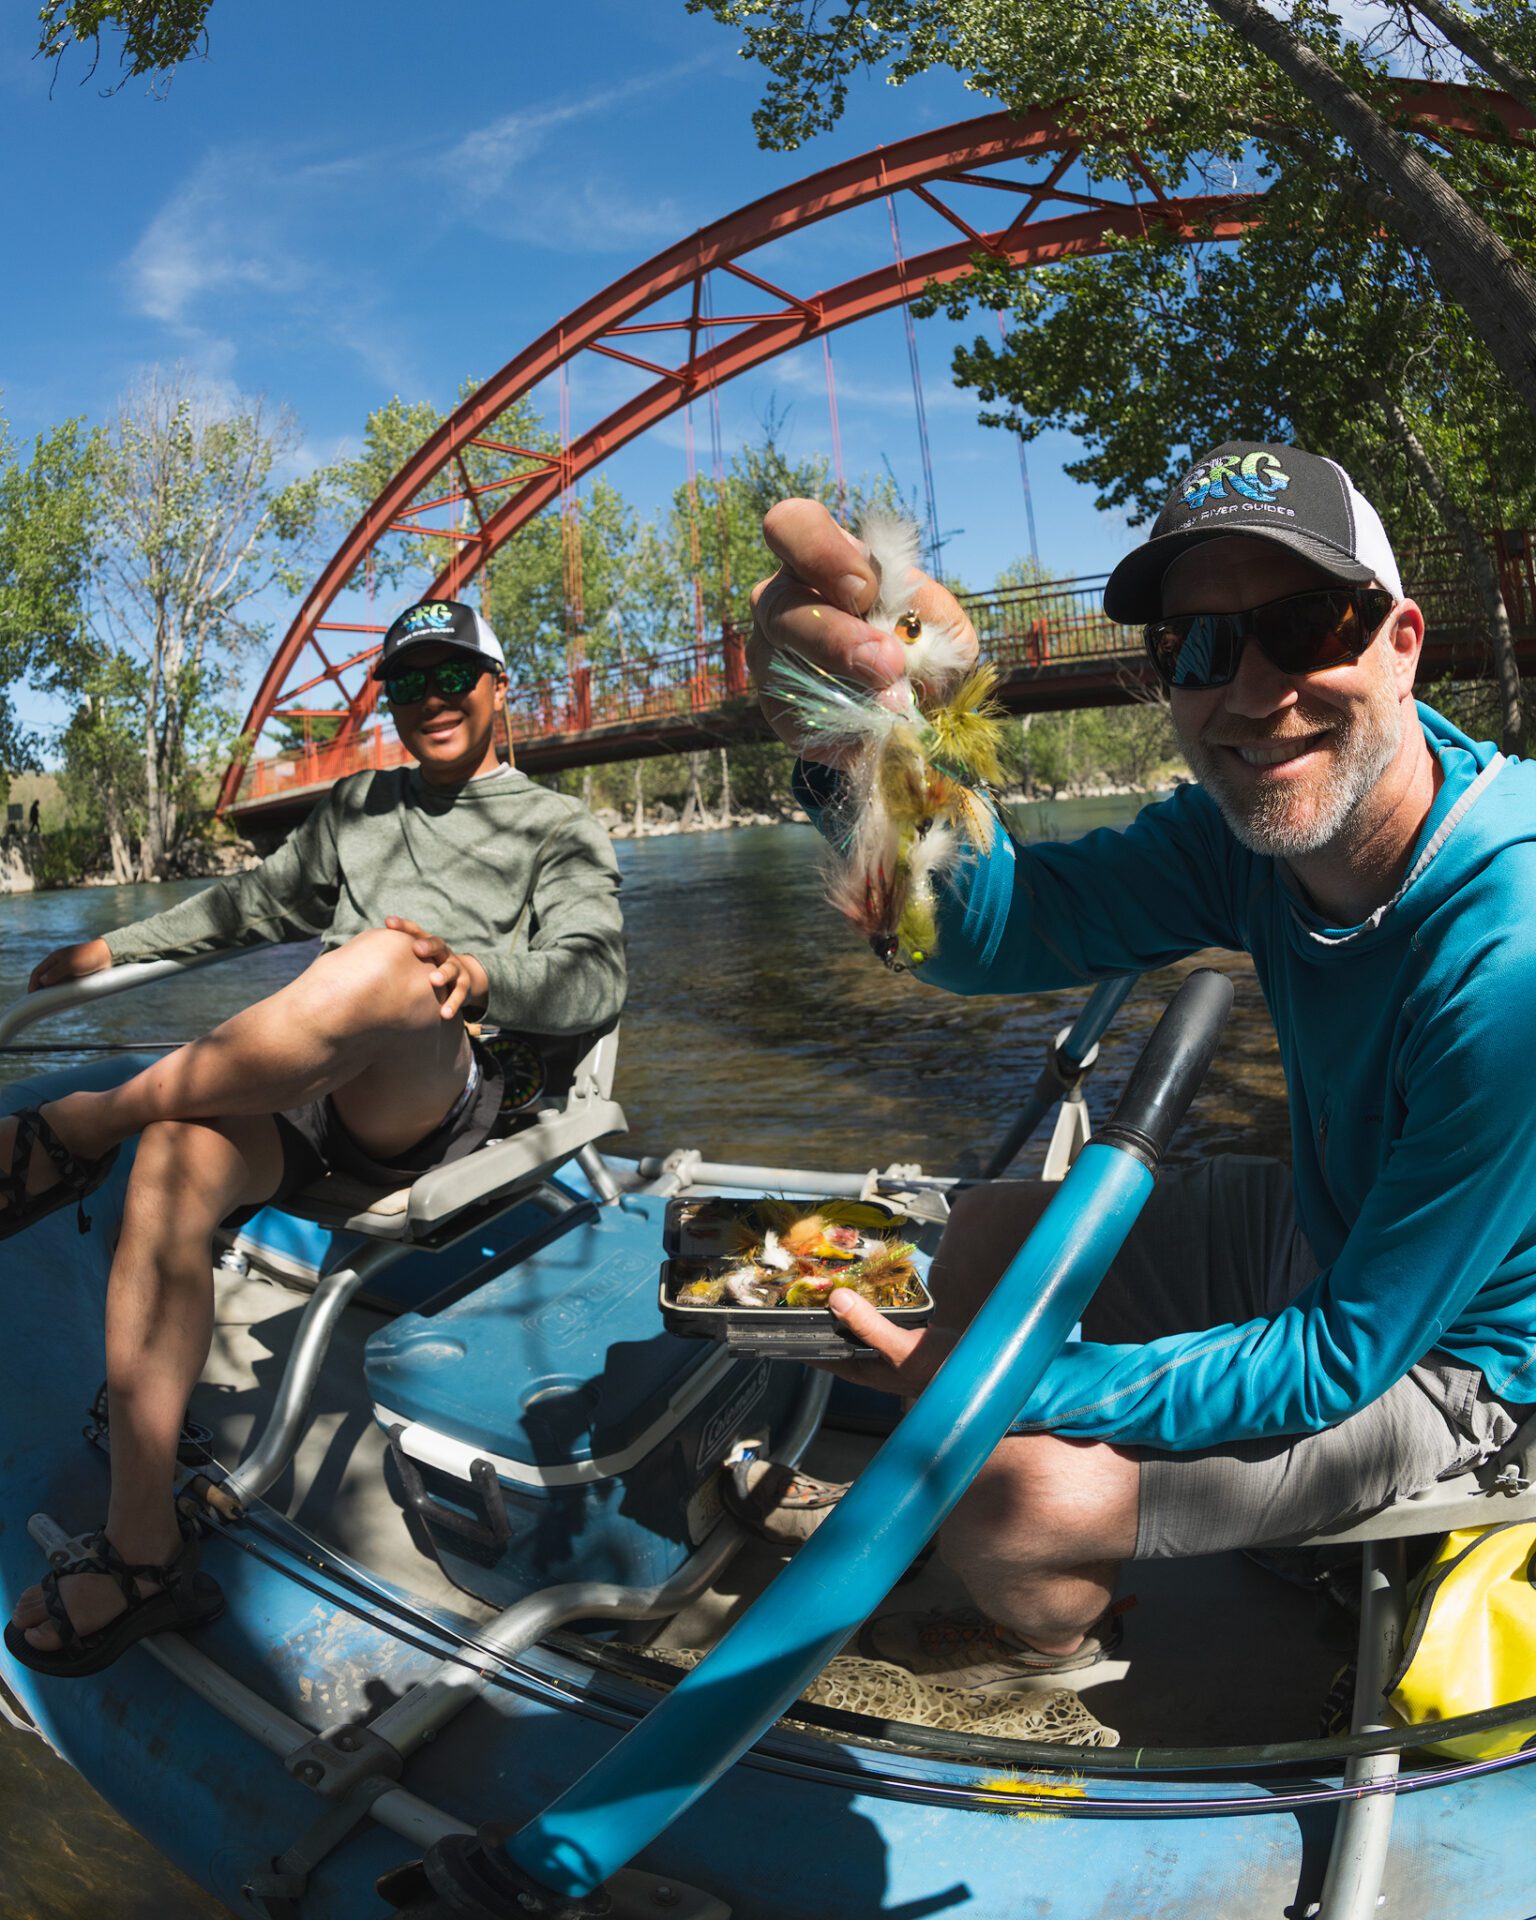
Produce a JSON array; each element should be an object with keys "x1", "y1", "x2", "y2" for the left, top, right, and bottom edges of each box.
[
  {"x1": 11, "y1": 930, "x2": 482, "y2": 1648},
  {"x1": 923, "y1": 1181, "x2": 1142, "y2": 1651},
  {"x1": 1, "y1": 928, "x2": 473, "y2": 1212},
  {"x1": 14, "y1": 1112, "x2": 281, "y2": 1647},
  {"x1": 939, "y1": 1435, "x2": 1138, "y2": 1650}
]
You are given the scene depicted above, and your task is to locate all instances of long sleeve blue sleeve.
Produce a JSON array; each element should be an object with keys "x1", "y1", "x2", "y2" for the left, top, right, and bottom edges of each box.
[
  {"x1": 798, "y1": 722, "x2": 1536, "y2": 1446},
  {"x1": 1014, "y1": 931, "x2": 1536, "y2": 1446},
  {"x1": 915, "y1": 781, "x2": 1246, "y2": 996}
]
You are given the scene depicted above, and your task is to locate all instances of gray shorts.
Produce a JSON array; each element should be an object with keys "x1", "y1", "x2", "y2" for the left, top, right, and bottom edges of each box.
[{"x1": 1082, "y1": 1156, "x2": 1524, "y2": 1559}]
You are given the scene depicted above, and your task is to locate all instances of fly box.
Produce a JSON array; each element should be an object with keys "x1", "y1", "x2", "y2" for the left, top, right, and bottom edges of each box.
[{"x1": 658, "y1": 1194, "x2": 934, "y2": 1361}]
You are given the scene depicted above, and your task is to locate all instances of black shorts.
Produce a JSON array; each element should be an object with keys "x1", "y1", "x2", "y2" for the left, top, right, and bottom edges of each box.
[{"x1": 244, "y1": 1037, "x2": 506, "y2": 1221}]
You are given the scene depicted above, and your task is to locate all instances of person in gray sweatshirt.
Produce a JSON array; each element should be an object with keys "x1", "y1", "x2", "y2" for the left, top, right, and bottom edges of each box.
[{"x1": 2, "y1": 597, "x2": 626, "y2": 1676}]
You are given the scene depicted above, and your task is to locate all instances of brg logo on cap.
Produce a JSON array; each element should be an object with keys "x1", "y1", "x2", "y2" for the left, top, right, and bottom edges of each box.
[
  {"x1": 1182, "y1": 450, "x2": 1290, "y2": 513},
  {"x1": 400, "y1": 600, "x2": 458, "y2": 636}
]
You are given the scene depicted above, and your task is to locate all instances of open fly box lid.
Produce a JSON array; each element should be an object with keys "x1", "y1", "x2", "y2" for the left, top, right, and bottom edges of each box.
[{"x1": 658, "y1": 1194, "x2": 933, "y2": 1361}]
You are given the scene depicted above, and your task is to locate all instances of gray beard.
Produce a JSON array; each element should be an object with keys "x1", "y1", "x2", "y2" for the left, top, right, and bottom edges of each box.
[{"x1": 1177, "y1": 699, "x2": 1404, "y2": 859}]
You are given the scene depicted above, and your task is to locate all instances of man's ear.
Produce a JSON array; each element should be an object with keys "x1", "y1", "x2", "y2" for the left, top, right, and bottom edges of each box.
[
  {"x1": 492, "y1": 671, "x2": 508, "y2": 713},
  {"x1": 1388, "y1": 598, "x2": 1424, "y2": 695}
]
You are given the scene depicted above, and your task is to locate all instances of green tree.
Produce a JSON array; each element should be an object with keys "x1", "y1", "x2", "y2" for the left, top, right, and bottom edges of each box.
[
  {"x1": 55, "y1": 653, "x2": 147, "y2": 882},
  {"x1": 33, "y1": 370, "x2": 330, "y2": 879},
  {"x1": 690, "y1": 0, "x2": 1536, "y2": 420},
  {"x1": 35, "y1": 1, "x2": 212, "y2": 87},
  {"x1": 656, "y1": 407, "x2": 906, "y2": 645},
  {"x1": 0, "y1": 414, "x2": 102, "y2": 775}
]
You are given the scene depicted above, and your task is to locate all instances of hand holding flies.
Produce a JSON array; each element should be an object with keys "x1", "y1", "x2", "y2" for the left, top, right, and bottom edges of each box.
[
  {"x1": 811, "y1": 1288, "x2": 958, "y2": 1395},
  {"x1": 748, "y1": 500, "x2": 977, "y2": 761}
]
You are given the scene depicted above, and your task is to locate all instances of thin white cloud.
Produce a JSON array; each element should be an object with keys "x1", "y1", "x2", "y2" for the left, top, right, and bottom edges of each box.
[
  {"x1": 477, "y1": 175, "x2": 691, "y2": 254},
  {"x1": 441, "y1": 54, "x2": 721, "y2": 206},
  {"x1": 767, "y1": 345, "x2": 975, "y2": 414},
  {"x1": 117, "y1": 51, "x2": 726, "y2": 384},
  {"x1": 122, "y1": 145, "x2": 424, "y2": 392},
  {"x1": 125, "y1": 152, "x2": 309, "y2": 328}
]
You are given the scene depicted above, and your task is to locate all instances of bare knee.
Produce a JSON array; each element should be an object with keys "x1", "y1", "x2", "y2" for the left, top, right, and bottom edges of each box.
[
  {"x1": 129, "y1": 1118, "x2": 208, "y2": 1189},
  {"x1": 315, "y1": 928, "x2": 441, "y2": 1032},
  {"x1": 124, "y1": 1120, "x2": 230, "y2": 1228},
  {"x1": 124, "y1": 1118, "x2": 274, "y2": 1232},
  {"x1": 942, "y1": 1435, "x2": 1138, "y2": 1572}
]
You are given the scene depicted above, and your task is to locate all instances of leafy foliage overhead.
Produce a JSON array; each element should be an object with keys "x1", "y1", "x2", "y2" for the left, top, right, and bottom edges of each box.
[
  {"x1": 691, "y1": 0, "x2": 1536, "y2": 421},
  {"x1": 36, "y1": 0, "x2": 213, "y2": 86}
]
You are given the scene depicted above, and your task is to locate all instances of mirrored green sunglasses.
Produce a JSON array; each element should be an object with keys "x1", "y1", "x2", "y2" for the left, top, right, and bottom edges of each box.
[{"x1": 381, "y1": 659, "x2": 487, "y2": 707}]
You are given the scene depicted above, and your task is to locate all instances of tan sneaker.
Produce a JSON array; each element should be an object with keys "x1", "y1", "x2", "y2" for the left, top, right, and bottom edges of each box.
[{"x1": 857, "y1": 1602, "x2": 1131, "y2": 1695}]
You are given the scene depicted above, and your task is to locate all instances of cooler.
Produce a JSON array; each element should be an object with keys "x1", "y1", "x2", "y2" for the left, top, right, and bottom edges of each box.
[{"x1": 363, "y1": 1191, "x2": 804, "y2": 1609}]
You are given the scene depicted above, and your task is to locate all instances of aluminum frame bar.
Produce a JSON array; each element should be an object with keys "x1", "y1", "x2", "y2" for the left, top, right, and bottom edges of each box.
[
  {"x1": 220, "y1": 1240, "x2": 413, "y2": 1508},
  {"x1": 1315, "y1": 1540, "x2": 1408, "y2": 1920}
]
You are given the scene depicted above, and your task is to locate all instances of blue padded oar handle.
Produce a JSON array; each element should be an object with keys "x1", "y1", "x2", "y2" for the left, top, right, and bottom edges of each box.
[{"x1": 491, "y1": 969, "x2": 1232, "y2": 1903}]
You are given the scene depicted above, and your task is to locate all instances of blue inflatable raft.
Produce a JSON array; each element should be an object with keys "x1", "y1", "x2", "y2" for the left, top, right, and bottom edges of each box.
[{"x1": 2, "y1": 962, "x2": 1534, "y2": 1920}]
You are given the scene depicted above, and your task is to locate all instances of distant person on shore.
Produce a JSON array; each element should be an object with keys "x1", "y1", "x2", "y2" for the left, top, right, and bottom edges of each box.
[
  {"x1": 2, "y1": 598, "x2": 626, "y2": 1677},
  {"x1": 748, "y1": 445, "x2": 1536, "y2": 1693},
  {"x1": 26, "y1": 799, "x2": 40, "y2": 835}
]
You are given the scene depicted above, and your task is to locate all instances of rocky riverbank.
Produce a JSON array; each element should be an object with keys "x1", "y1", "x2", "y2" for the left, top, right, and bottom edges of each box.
[
  {"x1": 592, "y1": 801, "x2": 809, "y2": 840},
  {"x1": 0, "y1": 839, "x2": 37, "y2": 894},
  {"x1": 0, "y1": 833, "x2": 262, "y2": 896}
]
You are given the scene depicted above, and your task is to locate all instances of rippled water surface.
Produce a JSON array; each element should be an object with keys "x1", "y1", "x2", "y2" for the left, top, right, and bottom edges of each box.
[{"x1": 0, "y1": 800, "x2": 1288, "y2": 1916}]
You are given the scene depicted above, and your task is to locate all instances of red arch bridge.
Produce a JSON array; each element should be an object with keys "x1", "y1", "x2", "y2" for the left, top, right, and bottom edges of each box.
[{"x1": 219, "y1": 85, "x2": 1535, "y2": 835}]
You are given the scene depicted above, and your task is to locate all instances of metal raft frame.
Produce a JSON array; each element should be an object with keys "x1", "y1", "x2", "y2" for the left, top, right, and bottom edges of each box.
[
  {"x1": 0, "y1": 953, "x2": 817, "y2": 1915},
  {"x1": 4, "y1": 962, "x2": 1536, "y2": 1919}
]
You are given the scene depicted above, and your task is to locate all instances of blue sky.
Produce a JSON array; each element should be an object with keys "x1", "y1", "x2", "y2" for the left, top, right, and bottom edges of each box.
[{"x1": 3, "y1": 1, "x2": 1147, "y2": 736}]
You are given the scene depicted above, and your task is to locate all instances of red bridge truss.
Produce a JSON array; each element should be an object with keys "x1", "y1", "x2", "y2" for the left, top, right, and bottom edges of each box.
[{"x1": 221, "y1": 83, "x2": 1531, "y2": 826}]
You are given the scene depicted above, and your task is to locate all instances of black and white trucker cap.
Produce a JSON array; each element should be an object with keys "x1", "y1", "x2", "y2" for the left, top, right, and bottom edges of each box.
[
  {"x1": 371, "y1": 599, "x2": 507, "y2": 678},
  {"x1": 1102, "y1": 441, "x2": 1404, "y2": 624}
]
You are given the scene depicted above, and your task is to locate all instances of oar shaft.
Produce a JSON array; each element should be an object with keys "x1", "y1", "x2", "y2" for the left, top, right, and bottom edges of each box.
[
  {"x1": 505, "y1": 1140, "x2": 1152, "y2": 1898},
  {"x1": 981, "y1": 973, "x2": 1138, "y2": 1178},
  {"x1": 421, "y1": 970, "x2": 1230, "y2": 1916},
  {"x1": 1063, "y1": 972, "x2": 1138, "y2": 1064}
]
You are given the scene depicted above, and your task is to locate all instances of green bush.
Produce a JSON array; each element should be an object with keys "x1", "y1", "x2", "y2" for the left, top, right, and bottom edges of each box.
[{"x1": 28, "y1": 825, "x2": 106, "y2": 890}]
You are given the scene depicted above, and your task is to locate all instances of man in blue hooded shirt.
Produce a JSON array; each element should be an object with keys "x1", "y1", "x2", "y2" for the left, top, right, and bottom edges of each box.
[{"x1": 748, "y1": 443, "x2": 1536, "y2": 1692}]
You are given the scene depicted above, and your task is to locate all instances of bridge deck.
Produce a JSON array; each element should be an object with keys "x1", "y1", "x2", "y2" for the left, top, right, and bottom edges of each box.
[{"x1": 228, "y1": 545, "x2": 1536, "y2": 834}]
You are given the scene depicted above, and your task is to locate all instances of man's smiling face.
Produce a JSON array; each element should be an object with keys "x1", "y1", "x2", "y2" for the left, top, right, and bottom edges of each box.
[
  {"x1": 1165, "y1": 537, "x2": 1407, "y2": 859},
  {"x1": 384, "y1": 641, "x2": 506, "y2": 785}
]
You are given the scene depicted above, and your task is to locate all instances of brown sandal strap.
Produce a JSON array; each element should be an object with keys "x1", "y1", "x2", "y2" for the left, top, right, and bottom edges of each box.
[
  {"x1": 38, "y1": 1571, "x2": 86, "y2": 1651},
  {"x1": 3, "y1": 1108, "x2": 116, "y2": 1234}
]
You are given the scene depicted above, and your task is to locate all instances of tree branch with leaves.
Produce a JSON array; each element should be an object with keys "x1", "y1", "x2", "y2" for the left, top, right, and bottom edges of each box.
[{"x1": 690, "y1": 0, "x2": 1536, "y2": 419}]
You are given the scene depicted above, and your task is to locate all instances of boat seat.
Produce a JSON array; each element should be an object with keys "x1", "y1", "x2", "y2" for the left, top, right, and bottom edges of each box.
[{"x1": 275, "y1": 1026, "x2": 626, "y2": 1245}]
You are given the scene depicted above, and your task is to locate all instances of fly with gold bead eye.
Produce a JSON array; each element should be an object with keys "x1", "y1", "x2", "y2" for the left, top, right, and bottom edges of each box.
[{"x1": 767, "y1": 513, "x2": 1005, "y2": 970}]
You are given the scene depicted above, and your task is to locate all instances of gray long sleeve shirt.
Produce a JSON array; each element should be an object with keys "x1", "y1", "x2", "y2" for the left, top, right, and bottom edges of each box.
[{"x1": 104, "y1": 766, "x2": 626, "y2": 1035}]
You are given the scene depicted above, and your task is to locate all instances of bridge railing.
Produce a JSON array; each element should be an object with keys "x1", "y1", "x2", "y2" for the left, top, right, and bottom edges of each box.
[
  {"x1": 503, "y1": 625, "x2": 751, "y2": 744},
  {"x1": 961, "y1": 574, "x2": 1125, "y2": 673},
  {"x1": 230, "y1": 533, "x2": 1534, "y2": 809},
  {"x1": 241, "y1": 726, "x2": 415, "y2": 802}
]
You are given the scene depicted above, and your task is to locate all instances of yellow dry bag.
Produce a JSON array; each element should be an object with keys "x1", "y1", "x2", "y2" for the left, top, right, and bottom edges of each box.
[{"x1": 1386, "y1": 1521, "x2": 1536, "y2": 1760}]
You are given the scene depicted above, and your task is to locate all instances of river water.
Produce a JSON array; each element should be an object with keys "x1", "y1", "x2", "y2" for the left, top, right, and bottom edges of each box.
[{"x1": 0, "y1": 801, "x2": 1288, "y2": 1918}]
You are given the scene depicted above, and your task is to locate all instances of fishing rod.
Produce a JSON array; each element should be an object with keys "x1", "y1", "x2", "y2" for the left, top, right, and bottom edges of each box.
[{"x1": 0, "y1": 1039, "x2": 185, "y2": 1053}]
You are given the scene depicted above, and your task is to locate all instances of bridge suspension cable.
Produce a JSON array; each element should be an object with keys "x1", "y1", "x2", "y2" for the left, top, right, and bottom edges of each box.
[{"x1": 887, "y1": 193, "x2": 943, "y2": 576}]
